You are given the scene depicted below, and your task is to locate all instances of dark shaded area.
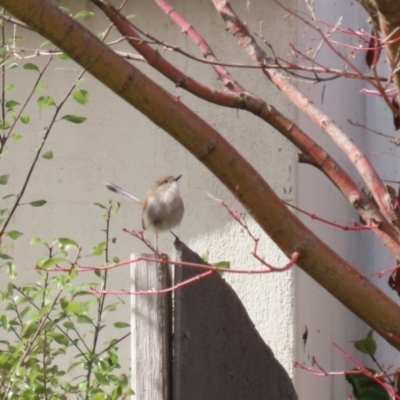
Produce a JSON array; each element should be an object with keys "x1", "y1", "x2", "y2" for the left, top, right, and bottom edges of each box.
[{"x1": 173, "y1": 239, "x2": 298, "y2": 400}]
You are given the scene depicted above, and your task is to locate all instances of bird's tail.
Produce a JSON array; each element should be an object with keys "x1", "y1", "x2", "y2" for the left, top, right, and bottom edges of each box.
[{"x1": 104, "y1": 181, "x2": 143, "y2": 205}]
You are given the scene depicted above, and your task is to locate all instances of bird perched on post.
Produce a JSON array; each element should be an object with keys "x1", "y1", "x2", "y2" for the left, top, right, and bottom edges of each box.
[{"x1": 104, "y1": 175, "x2": 184, "y2": 233}]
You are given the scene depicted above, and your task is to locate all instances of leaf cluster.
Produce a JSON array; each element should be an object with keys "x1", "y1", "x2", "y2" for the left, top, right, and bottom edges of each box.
[{"x1": 0, "y1": 14, "x2": 132, "y2": 398}]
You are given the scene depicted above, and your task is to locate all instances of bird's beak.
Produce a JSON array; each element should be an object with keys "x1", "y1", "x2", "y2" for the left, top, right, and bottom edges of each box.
[{"x1": 175, "y1": 175, "x2": 183, "y2": 181}]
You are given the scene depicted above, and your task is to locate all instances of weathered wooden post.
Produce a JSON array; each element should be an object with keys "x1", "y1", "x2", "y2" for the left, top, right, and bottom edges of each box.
[{"x1": 131, "y1": 255, "x2": 172, "y2": 400}]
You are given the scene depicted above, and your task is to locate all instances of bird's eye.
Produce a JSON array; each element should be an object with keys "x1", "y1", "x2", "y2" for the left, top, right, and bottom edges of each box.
[{"x1": 164, "y1": 179, "x2": 168, "y2": 184}]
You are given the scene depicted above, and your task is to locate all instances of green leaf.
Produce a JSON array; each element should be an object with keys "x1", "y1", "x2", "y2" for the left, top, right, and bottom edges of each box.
[
  {"x1": 5, "y1": 100, "x2": 20, "y2": 109},
  {"x1": 20, "y1": 114, "x2": 30, "y2": 124},
  {"x1": 0, "y1": 352, "x2": 10, "y2": 365},
  {"x1": 6, "y1": 262, "x2": 16, "y2": 279},
  {"x1": 91, "y1": 242, "x2": 106, "y2": 256},
  {"x1": 77, "y1": 315, "x2": 93, "y2": 324},
  {"x1": 7, "y1": 282, "x2": 13, "y2": 296},
  {"x1": 61, "y1": 300, "x2": 82, "y2": 315},
  {"x1": 39, "y1": 127, "x2": 49, "y2": 136},
  {"x1": 57, "y1": 237, "x2": 79, "y2": 249},
  {"x1": 42, "y1": 320, "x2": 57, "y2": 331},
  {"x1": 75, "y1": 77, "x2": 85, "y2": 86},
  {"x1": 0, "y1": 314, "x2": 9, "y2": 331},
  {"x1": 126, "y1": 13, "x2": 136, "y2": 19},
  {"x1": 41, "y1": 257, "x2": 67, "y2": 269},
  {"x1": 42, "y1": 151, "x2": 53, "y2": 159},
  {"x1": 201, "y1": 253, "x2": 209, "y2": 262},
  {"x1": 346, "y1": 369, "x2": 390, "y2": 400},
  {"x1": 0, "y1": 253, "x2": 12, "y2": 260},
  {"x1": 36, "y1": 257, "x2": 46, "y2": 267},
  {"x1": 74, "y1": 11, "x2": 95, "y2": 18},
  {"x1": 34, "y1": 81, "x2": 43, "y2": 94},
  {"x1": 104, "y1": 302, "x2": 120, "y2": 312},
  {"x1": 98, "y1": 30, "x2": 107, "y2": 40},
  {"x1": 58, "y1": 53, "x2": 70, "y2": 60},
  {"x1": 48, "y1": 332, "x2": 69, "y2": 346},
  {"x1": 72, "y1": 89, "x2": 89, "y2": 104},
  {"x1": 29, "y1": 200, "x2": 47, "y2": 207},
  {"x1": 6, "y1": 62, "x2": 17, "y2": 70},
  {"x1": 0, "y1": 174, "x2": 9, "y2": 185},
  {"x1": 10, "y1": 133, "x2": 23, "y2": 140},
  {"x1": 5, "y1": 83, "x2": 14, "y2": 91},
  {"x1": 117, "y1": 374, "x2": 129, "y2": 387},
  {"x1": 0, "y1": 119, "x2": 10, "y2": 129},
  {"x1": 111, "y1": 202, "x2": 120, "y2": 214},
  {"x1": 0, "y1": 208, "x2": 9, "y2": 216},
  {"x1": 353, "y1": 330, "x2": 377, "y2": 356},
  {"x1": 7, "y1": 230, "x2": 23, "y2": 240},
  {"x1": 114, "y1": 321, "x2": 130, "y2": 328},
  {"x1": 91, "y1": 392, "x2": 106, "y2": 400},
  {"x1": 93, "y1": 202, "x2": 106, "y2": 209},
  {"x1": 23, "y1": 62, "x2": 40, "y2": 72},
  {"x1": 30, "y1": 236, "x2": 47, "y2": 245},
  {"x1": 61, "y1": 115, "x2": 87, "y2": 124},
  {"x1": 37, "y1": 96, "x2": 56, "y2": 108},
  {"x1": 63, "y1": 321, "x2": 75, "y2": 330},
  {"x1": 94, "y1": 372, "x2": 109, "y2": 386},
  {"x1": 215, "y1": 261, "x2": 230, "y2": 269},
  {"x1": 22, "y1": 321, "x2": 39, "y2": 338},
  {"x1": 111, "y1": 386, "x2": 123, "y2": 400},
  {"x1": 40, "y1": 39, "x2": 51, "y2": 47}
]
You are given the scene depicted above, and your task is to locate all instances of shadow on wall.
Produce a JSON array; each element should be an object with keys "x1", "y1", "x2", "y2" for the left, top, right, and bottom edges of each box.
[{"x1": 174, "y1": 240, "x2": 298, "y2": 400}]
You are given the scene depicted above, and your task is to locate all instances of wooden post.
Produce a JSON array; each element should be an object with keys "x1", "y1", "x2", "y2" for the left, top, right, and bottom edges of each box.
[{"x1": 131, "y1": 254, "x2": 172, "y2": 400}]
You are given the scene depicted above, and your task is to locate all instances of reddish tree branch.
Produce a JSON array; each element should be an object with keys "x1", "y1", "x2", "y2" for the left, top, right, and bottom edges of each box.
[
  {"x1": 91, "y1": 270, "x2": 215, "y2": 295},
  {"x1": 5, "y1": 0, "x2": 400, "y2": 350},
  {"x1": 212, "y1": 0, "x2": 397, "y2": 226},
  {"x1": 333, "y1": 342, "x2": 400, "y2": 399},
  {"x1": 93, "y1": 0, "x2": 400, "y2": 258},
  {"x1": 42, "y1": 252, "x2": 299, "y2": 275},
  {"x1": 154, "y1": 0, "x2": 242, "y2": 90},
  {"x1": 287, "y1": 2, "x2": 399, "y2": 117}
]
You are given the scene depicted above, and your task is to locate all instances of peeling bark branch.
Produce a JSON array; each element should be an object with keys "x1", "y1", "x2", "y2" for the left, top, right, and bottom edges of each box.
[
  {"x1": 94, "y1": 0, "x2": 400, "y2": 258},
  {"x1": 212, "y1": 0, "x2": 397, "y2": 226}
]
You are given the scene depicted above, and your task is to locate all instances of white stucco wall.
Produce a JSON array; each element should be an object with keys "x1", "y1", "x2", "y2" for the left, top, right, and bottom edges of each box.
[
  {"x1": 3, "y1": 0, "x2": 399, "y2": 399},
  {"x1": 294, "y1": 1, "x2": 400, "y2": 399}
]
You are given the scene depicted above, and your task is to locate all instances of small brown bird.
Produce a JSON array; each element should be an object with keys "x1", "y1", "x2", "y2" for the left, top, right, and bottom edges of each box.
[{"x1": 104, "y1": 175, "x2": 184, "y2": 233}]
